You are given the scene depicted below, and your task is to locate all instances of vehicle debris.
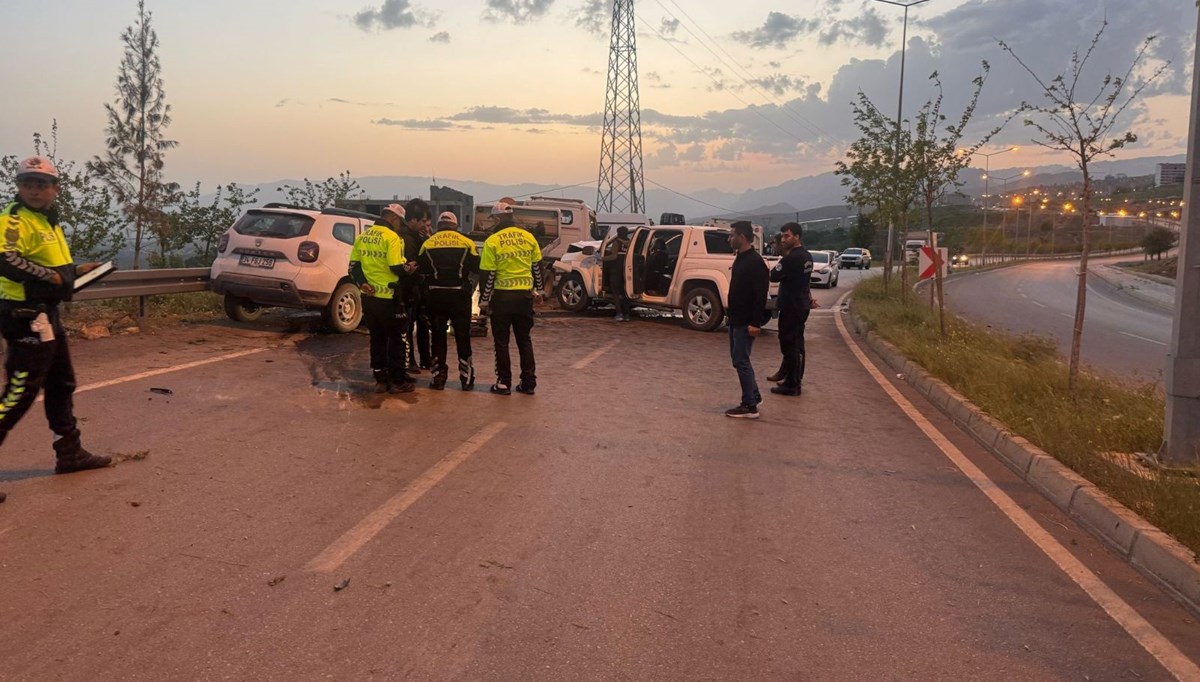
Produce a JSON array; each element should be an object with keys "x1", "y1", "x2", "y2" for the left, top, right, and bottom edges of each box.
[
  {"x1": 333, "y1": 578, "x2": 351, "y2": 592},
  {"x1": 149, "y1": 387, "x2": 173, "y2": 395}
]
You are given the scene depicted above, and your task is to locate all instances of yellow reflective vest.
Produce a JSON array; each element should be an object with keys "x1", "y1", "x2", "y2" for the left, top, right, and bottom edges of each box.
[{"x1": 0, "y1": 202, "x2": 73, "y2": 302}]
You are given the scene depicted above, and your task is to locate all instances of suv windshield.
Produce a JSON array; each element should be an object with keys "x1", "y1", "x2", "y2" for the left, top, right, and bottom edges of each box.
[
  {"x1": 233, "y1": 210, "x2": 315, "y2": 239},
  {"x1": 844, "y1": 248, "x2": 861, "y2": 255}
]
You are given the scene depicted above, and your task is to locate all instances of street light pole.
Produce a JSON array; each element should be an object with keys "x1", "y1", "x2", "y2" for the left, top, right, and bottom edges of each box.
[
  {"x1": 875, "y1": 0, "x2": 929, "y2": 285},
  {"x1": 1161, "y1": 9, "x2": 1200, "y2": 467},
  {"x1": 971, "y1": 147, "x2": 1017, "y2": 263}
]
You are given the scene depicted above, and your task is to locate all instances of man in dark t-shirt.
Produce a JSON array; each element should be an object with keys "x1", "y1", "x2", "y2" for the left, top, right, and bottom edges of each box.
[{"x1": 769, "y1": 222, "x2": 814, "y2": 396}]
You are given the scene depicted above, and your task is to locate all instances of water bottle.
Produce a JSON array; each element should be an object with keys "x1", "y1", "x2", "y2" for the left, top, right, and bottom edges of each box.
[{"x1": 30, "y1": 313, "x2": 54, "y2": 343}]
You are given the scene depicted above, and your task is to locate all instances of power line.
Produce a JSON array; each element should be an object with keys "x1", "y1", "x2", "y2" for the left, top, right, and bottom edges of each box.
[
  {"x1": 487, "y1": 180, "x2": 596, "y2": 203},
  {"x1": 643, "y1": 176, "x2": 757, "y2": 217}
]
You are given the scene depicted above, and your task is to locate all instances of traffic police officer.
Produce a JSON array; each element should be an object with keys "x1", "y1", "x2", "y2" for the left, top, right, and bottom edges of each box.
[
  {"x1": 0, "y1": 157, "x2": 112, "y2": 501},
  {"x1": 478, "y1": 201, "x2": 543, "y2": 395},
  {"x1": 417, "y1": 211, "x2": 479, "y2": 391},
  {"x1": 349, "y1": 203, "x2": 416, "y2": 394}
]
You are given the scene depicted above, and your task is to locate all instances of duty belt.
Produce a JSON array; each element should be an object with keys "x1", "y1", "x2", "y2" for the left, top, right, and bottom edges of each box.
[{"x1": 427, "y1": 284, "x2": 468, "y2": 290}]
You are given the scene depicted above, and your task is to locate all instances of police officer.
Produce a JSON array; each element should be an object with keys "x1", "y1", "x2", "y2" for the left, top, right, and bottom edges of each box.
[
  {"x1": 769, "y1": 222, "x2": 814, "y2": 397},
  {"x1": 417, "y1": 211, "x2": 479, "y2": 391},
  {"x1": 349, "y1": 203, "x2": 417, "y2": 394},
  {"x1": 0, "y1": 157, "x2": 112, "y2": 500},
  {"x1": 478, "y1": 201, "x2": 543, "y2": 395},
  {"x1": 399, "y1": 198, "x2": 433, "y2": 372}
]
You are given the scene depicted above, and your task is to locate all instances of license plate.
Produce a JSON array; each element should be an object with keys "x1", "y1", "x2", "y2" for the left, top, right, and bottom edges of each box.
[{"x1": 239, "y1": 254, "x2": 275, "y2": 269}]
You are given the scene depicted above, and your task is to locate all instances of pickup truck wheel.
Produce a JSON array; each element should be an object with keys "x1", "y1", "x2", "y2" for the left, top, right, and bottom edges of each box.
[
  {"x1": 223, "y1": 293, "x2": 263, "y2": 323},
  {"x1": 557, "y1": 274, "x2": 590, "y2": 312},
  {"x1": 683, "y1": 287, "x2": 724, "y2": 332},
  {"x1": 322, "y1": 282, "x2": 363, "y2": 333}
]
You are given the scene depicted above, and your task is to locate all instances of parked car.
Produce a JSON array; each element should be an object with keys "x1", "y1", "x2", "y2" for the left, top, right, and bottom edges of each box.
[
  {"x1": 209, "y1": 203, "x2": 379, "y2": 332},
  {"x1": 839, "y1": 247, "x2": 872, "y2": 269},
  {"x1": 553, "y1": 224, "x2": 779, "y2": 331},
  {"x1": 810, "y1": 250, "x2": 839, "y2": 288}
]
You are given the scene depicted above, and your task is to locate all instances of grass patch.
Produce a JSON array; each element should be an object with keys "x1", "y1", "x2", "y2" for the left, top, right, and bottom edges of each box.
[
  {"x1": 851, "y1": 275, "x2": 1200, "y2": 557},
  {"x1": 1117, "y1": 257, "x2": 1177, "y2": 281},
  {"x1": 72, "y1": 292, "x2": 224, "y2": 320}
]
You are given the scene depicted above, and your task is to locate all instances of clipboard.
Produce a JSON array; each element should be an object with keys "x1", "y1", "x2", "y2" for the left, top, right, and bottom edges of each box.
[{"x1": 73, "y1": 261, "x2": 116, "y2": 292}]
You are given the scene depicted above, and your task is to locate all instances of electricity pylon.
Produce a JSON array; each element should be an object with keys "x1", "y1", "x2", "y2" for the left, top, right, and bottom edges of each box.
[{"x1": 596, "y1": 0, "x2": 645, "y2": 214}]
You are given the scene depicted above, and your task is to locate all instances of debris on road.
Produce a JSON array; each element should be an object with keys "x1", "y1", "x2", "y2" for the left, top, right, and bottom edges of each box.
[
  {"x1": 112, "y1": 450, "x2": 150, "y2": 464},
  {"x1": 129, "y1": 501, "x2": 141, "y2": 508},
  {"x1": 268, "y1": 576, "x2": 286, "y2": 587},
  {"x1": 333, "y1": 578, "x2": 351, "y2": 592},
  {"x1": 149, "y1": 387, "x2": 173, "y2": 395},
  {"x1": 0, "y1": 492, "x2": 6, "y2": 504}
]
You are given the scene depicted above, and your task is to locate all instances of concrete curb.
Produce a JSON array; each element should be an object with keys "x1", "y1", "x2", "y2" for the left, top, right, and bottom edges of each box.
[{"x1": 845, "y1": 307, "x2": 1200, "y2": 617}]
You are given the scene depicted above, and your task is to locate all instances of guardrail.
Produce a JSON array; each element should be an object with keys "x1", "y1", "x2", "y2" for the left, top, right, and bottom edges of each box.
[{"x1": 73, "y1": 267, "x2": 212, "y2": 316}]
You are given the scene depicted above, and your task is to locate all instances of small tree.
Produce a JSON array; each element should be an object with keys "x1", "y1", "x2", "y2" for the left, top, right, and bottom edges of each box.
[
  {"x1": 848, "y1": 210, "x2": 877, "y2": 248},
  {"x1": 1001, "y1": 22, "x2": 1168, "y2": 389},
  {"x1": 0, "y1": 122, "x2": 126, "y2": 261},
  {"x1": 278, "y1": 171, "x2": 363, "y2": 208},
  {"x1": 1141, "y1": 226, "x2": 1176, "y2": 260},
  {"x1": 909, "y1": 64, "x2": 1003, "y2": 335},
  {"x1": 88, "y1": 0, "x2": 178, "y2": 270}
]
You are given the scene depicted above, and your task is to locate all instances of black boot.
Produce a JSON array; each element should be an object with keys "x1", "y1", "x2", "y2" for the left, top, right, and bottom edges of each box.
[
  {"x1": 373, "y1": 369, "x2": 390, "y2": 394},
  {"x1": 53, "y1": 429, "x2": 112, "y2": 474}
]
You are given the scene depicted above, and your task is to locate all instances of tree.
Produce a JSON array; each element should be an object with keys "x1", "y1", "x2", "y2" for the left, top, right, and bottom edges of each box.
[
  {"x1": 1001, "y1": 22, "x2": 1168, "y2": 389},
  {"x1": 278, "y1": 171, "x2": 363, "y2": 208},
  {"x1": 909, "y1": 64, "x2": 1003, "y2": 335},
  {"x1": 1141, "y1": 226, "x2": 1176, "y2": 260},
  {"x1": 88, "y1": 0, "x2": 178, "y2": 270},
  {"x1": 0, "y1": 122, "x2": 126, "y2": 261},
  {"x1": 835, "y1": 91, "x2": 919, "y2": 290},
  {"x1": 848, "y1": 210, "x2": 877, "y2": 249}
]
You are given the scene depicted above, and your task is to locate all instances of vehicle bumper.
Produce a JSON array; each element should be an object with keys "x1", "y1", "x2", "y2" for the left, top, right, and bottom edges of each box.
[{"x1": 210, "y1": 274, "x2": 330, "y2": 309}]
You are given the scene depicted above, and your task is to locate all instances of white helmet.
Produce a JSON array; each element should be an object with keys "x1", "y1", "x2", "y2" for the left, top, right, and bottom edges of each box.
[
  {"x1": 491, "y1": 200, "x2": 514, "y2": 216},
  {"x1": 382, "y1": 203, "x2": 406, "y2": 220},
  {"x1": 16, "y1": 156, "x2": 59, "y2": 182}
]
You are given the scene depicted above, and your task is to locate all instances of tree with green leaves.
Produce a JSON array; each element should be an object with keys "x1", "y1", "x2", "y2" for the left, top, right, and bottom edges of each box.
[
  {"x1": 1001, "y1": 22, "x2": 1168, "y2": 389},
  {"x1": 848, "y1": 210, "x2": 877, "y2": 249},
  {"x1": 835, "y1": 91, "x2": 919, "y2": 291},
  {"x1": 278, "y1": 171, "x2": 363, "y2": 208},
  {"x1": 1142, "y1": 226, "x2": 1176, "y2": 260},
  {"x1": 168, "y1": 182, "x2": 260, "y2": 265},
  {"x1": 88, "y1": 0, "x2": 178, "y2": 270},
  {"x1": 0, "y1": 122, "x2": 126, "y2": 261},
  {"x1": 909, "y1": 64, "x2": 1004, "y2": 335}
]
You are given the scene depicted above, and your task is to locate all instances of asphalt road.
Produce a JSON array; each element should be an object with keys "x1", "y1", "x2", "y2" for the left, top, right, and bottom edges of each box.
[
  {"x1": 1, "y1": 268, "x2": 1198, "y2": 680},
  {"x1": 942, "y1": 257, "x2": 1172, "y2": 383}
]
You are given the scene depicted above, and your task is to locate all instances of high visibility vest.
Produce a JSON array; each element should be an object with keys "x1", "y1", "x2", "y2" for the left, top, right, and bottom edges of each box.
[
  {"x1": 350, "y1": 223, "x2": 405, "y2": 299},
  {"x1": 1, "y1": 202, "x2": 73, "y2": 302},
  {"x1": 480, "y1": 227, "x2": 542, "y2": 291}
]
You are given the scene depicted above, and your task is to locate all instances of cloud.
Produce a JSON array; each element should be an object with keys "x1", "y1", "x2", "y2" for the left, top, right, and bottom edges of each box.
[
  {"x1": 660, "y1": 17, "x2": 680, "y2": 37},
  {"x1": 372, "y1": 118, "x2": 457, "y2": 130},
  {"x1": 819, "y1": 7, "x2": 889, "y2": 47},
  {"x1": 571, "y1": 0, "x2": 609, "y2": 36},
  {"x1": 747, "y1": 74, "x2": 808, "y2": 97},
  {"x1": 353, "y1": 0, "x2": 435, "y2": 31},
  {"x1": 429, "y1": 30, "x2": 450, "y2": 43},
  {"x1": 483, "y1": 0, "x2": 554, "y2": 24},
  {"x1": 328, "y1": 98, "x2": 394, "y2": 107},
  {"x1": 644, "y1": 71, "x2": 671, "y2": 89},
  {"x1": 733, "y1": 12, "x2": 819, "y2": 49},
  {"x1": 447, "y1": 106, "x2": 604, "y2": 126}
]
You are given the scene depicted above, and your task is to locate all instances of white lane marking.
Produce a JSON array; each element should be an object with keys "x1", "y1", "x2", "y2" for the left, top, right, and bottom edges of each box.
[
  {"x1": 305, "y1": 421, "x2": 507, "y2": 574},
  {"x1": 1059, "y1": 312, "x2": 1074, "y2": 320},
  {"x1": 572, "y1": 340, "x2": 620, "y2": 370},
  {"x1": 1031, "y1": 301, "x2": 1048, "y2": 308},
  {"x1": 1019, "y1": 292, "x2": 1028, "y2": 299},
  {"x1": 1119, "y1": 331, "x2": 1168, "y2": 346},
  {"x1": 833, "y1": 293, "x2": 1200, "y2": 680},
  {"x1": 36, "y1": 348, "x2": 270, "y2": 403}
]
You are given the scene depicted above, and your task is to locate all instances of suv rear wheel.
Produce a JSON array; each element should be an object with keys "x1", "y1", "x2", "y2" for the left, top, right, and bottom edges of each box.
[
  {"x1": 683, "y1": 286, "x2": 724, "y2": 332},
  {"x1": 557, "y1": 274, "x2": 589, "y2": 312},
  {"x1": 323, "y1": 282, "x2": 363, "y2": 333},
  {"x1": 224, "y1": 293, "x2": 263, "y2": 323}
]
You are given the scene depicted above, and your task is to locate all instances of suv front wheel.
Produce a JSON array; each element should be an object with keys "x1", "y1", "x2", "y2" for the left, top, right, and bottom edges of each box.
[
  {"x1": 556, "y1": 274, "x2": 589, "y2": 312},
  {"x1": 224, "y1": 293, "x2": 263, "y2": 323},
  {"x1": 683, "y1": 286, "x2": 724, "y2": 332},
  {"x1": 323, "y1": 282, "x2": 363, "y2": 333}
]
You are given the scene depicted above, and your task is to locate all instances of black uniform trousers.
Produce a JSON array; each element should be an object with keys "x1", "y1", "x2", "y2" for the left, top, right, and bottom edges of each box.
[
  {"x1": 489, "y1": 290, "x2": 536, "y2": 389},
  {"x1": 606, "y1": 266, "x2": 631, "y2": 317},
  {"x1": 362, "y1": 295, "x2": 409, "y2": 381},
  {"x1": 777, "y1": 304, "x2": 810, "y2": 390},
  {"x1": 427, "y1": 288, "x2": 474, "y2": 386},
  {"x1": 404, "y1": 297, "x2": 432, "y2": 369},
  {"x1": 0, "y1": 304, "x2": 76, "y2": 445}
]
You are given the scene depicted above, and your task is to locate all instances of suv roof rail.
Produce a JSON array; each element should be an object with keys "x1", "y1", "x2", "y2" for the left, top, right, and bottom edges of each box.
[
  {"x1": 322, "y1": 207, "x2": 378, "y2": 220},
  {"x1": 262, "y1": 202, "x2": 317, "y2": 211}
]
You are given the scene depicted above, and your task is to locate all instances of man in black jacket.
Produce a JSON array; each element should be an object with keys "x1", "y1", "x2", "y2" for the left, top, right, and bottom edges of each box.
[
  {"x1": 724, "y1": 221, "x2": 770, "y2": 419},
  {"x1": 400, "y1": 198, "x2": 433, "y2": 373},
  {"x1": 769, "y1": 222, "x2": 814, "y2": 396}
]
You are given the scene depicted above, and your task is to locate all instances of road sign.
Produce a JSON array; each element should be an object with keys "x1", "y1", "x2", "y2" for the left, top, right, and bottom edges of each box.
[{"x1": 918, "y1": 246, "x2": 948, "y2": 281}]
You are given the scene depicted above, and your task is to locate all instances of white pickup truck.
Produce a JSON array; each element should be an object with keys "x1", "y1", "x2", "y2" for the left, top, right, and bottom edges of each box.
[{"x1": 553, "y1": 223, "x2": 778, "y2": 331}]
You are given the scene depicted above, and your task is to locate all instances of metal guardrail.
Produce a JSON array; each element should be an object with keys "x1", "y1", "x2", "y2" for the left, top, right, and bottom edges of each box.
[{"x1": 73, "y1": 267, "x2": 211, "y2": 302}]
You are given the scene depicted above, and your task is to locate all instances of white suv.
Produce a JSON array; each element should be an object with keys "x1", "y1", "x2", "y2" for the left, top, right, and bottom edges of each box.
[{"x1": 209, "y1": 203, "x2": 380, "y2": 332}]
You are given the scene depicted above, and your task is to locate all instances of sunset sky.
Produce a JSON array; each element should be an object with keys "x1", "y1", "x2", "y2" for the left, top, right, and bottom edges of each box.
[{"x1": 1, "y1": 0, "x2": 1195, "y2": 195}]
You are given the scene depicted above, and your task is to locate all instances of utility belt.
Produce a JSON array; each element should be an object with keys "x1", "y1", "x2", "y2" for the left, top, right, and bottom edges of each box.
[
  {"x1": 427, "y1": 283, "x2": 469, "y2": 291},
  {"x1": 0, "y1": 301, "x2": 56, "y2": 342}
]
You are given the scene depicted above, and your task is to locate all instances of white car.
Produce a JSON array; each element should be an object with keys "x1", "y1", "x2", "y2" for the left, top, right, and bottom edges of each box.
[
  {"x1": 839, "y1": 247, "x2": 872, "y2": 269},
  {"x1": 810, "y1": 250, "x2": 839, "y2": 288},
  {"x1": 209, "y1": 203, "x2": 380, "y2": 332}
]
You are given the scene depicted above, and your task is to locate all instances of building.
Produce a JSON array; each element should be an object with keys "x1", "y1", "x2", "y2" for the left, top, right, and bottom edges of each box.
[
  {"x1": 1156, "y1": 163, "x2": 1186, "y2": 187},
  {"x1": 339, "y1": 185, "x2": 476, "y2": 233}
]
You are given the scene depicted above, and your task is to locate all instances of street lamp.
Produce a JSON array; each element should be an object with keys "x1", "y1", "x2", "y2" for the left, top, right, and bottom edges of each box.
[
  {"x1": 992, "y1": 169, "x2": 1030, "y2": 246},
  {"x1": 874, "y1": 0, "x2": 930, "y2": 281},
  {"x1": 970, "y1": 147, "x2": 1018, "y2": 261}
]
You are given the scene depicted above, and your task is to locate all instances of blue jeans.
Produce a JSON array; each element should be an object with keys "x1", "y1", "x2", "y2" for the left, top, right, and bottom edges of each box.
[{"x1": 728, "y1": 325, "x2": 760, "y2": 407}]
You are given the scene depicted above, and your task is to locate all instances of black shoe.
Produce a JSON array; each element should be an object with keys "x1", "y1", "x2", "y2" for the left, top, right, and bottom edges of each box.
[
  {"x1": 766, "y1": 371, "x2": 784, "y2": 382},
  {"x1": 53, "y1": 430, "x2": 113, "y2": 474},
  {"x1": 389, "y1": 381, "x2": 415, "y2": 394},
  {"x1": 430, "y1": 379, "x2": 446, "y2": 391},
  {"x1": 515, "y1": 384, "x2": 536, "y2": 395},
  {"x1": 0, "y1": 491, "x2": 6, "y2": 503},
  {"x1": 403, "y1": 374, "x2": 419, "y2": 384},
  {"x1": 461, "y1": 382, "x2": 475, "y2": 392},
  {"x1": 419, "y1": 361, "x2": 432, "y2": 371},
  {"x1": 724, "y1": 404, "x2": 760, "y2": 419},
  {"x1": 490, "y1": 383, "x2": 511, "y2": 395},
  {"x1": 771, "y1": 386, "x2": 801, "y2": 397},
  {"x1": 374, "y1": 381, "x2": 390, "y2": 394}
]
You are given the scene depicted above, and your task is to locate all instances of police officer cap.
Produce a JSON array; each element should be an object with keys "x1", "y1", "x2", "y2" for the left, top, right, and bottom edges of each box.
[
  {"x1": 382, "y1": 203, "x2": 406, "y2": 220},
  {"x1": 16, "y1": 156, "x2": 59, "y2": 182}
]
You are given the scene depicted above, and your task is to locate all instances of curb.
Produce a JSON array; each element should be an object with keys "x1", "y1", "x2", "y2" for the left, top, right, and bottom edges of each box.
[
  {"x1": 1089, "y1": 265, "x2": 1175, "y2": 313},
  {"x1": 846, "y1": 308, "x2": 1200, "y2": 617}
]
